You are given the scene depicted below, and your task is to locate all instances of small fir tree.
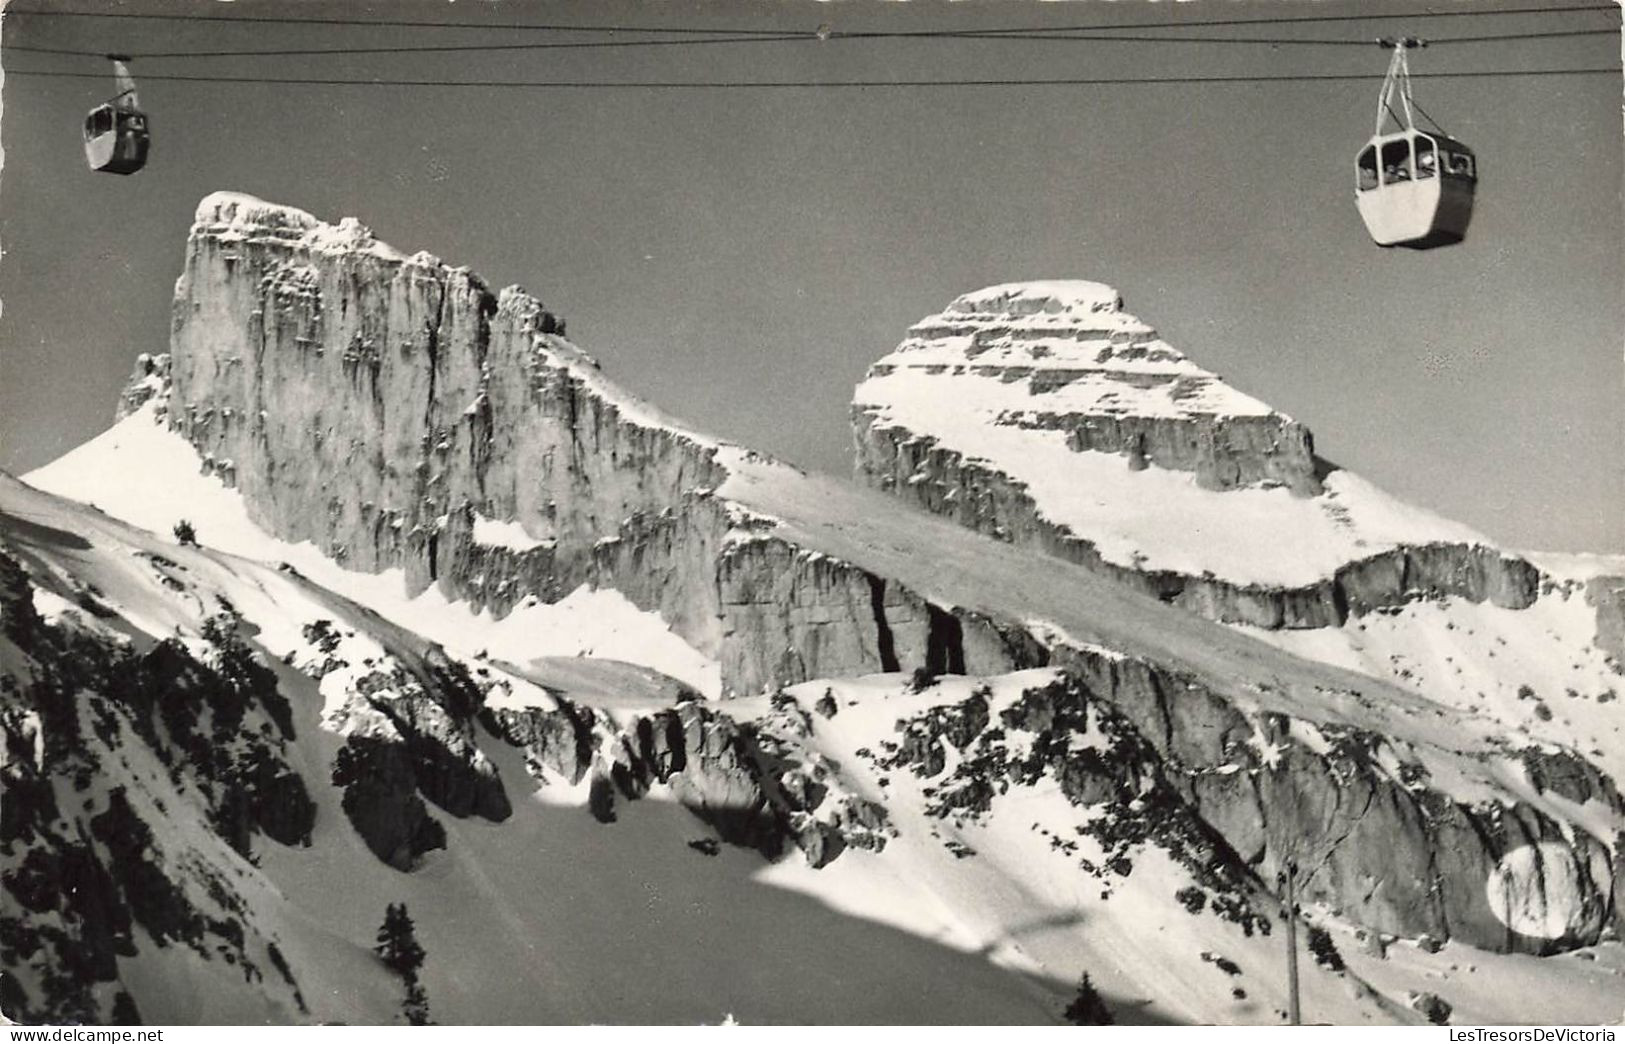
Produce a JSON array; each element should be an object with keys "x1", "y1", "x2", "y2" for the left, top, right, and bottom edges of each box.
[
  {"x1": 375, "y1": 902, "x2": 426, "y2": 978},
  {"x1": 110, "y1": 990, "x2": 143, "y2": 1026},
  {"x1": 1064, "y1": 972, "x2": 1114, "y2": 1026},
  {"x1": 375, "y1": 903, "x2": 430, "y2": 1025}
]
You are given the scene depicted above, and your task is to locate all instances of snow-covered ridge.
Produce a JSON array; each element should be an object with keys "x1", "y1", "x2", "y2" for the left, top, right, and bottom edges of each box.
[
  {"x1": 194, "y1": 191, "x2": 322, "y2": 233},
  {"x1": 487, "y1": 285, "x2": 730, "y2": 458}
]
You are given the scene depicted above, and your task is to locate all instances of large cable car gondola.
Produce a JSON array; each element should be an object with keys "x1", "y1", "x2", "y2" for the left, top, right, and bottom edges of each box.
[
  {"x1": 1354, "y1": 39, "x2": 1475, "y2": 249},
  {"x1": 83, "y1": 56, "x2": 149, "y2": 175}
]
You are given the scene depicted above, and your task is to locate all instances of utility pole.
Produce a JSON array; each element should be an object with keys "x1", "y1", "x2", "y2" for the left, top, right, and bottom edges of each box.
[{"x1": 1279, "y1": 860, "x2": 1302, "y2": 1026}]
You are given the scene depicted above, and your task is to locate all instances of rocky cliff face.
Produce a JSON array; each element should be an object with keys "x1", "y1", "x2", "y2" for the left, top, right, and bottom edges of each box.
[
  {"x1": 852, "y1": 282, "x2": 1540, "y2": 630},
  {"x1": 1046, "y1": 641, "x2": 1622, "y2": 954},
  {"x1": 171, "y1": 194, "x2": 728, "y2": 621},
  {"x1": 1587, "y1": 574, "x2": 1625, "y2": 664},
  {"x1": 41, "y1": 194, "x2": 1619, "y2": 976}
]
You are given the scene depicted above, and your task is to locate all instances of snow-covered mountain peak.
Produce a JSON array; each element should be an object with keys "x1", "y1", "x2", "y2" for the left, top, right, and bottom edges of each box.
[
  {"x1": 854, "y1": 286, "x2": 1553, "y2": 618},
  {"x1": 873, "y1": 278, "x2": 1282, "y2": 438}
]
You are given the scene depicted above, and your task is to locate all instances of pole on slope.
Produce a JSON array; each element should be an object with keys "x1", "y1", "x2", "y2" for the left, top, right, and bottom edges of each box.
[{"x1": 1279, "y1": 860, "x2": 1302, "y2": 1026}]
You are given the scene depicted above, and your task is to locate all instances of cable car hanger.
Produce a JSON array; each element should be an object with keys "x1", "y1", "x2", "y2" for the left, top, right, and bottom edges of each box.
[
  {"x1": 1374, "y1": 38, "x2": 1426, "y2": 136},
  {"x1": 82, "y1": 54, "x2": 150, "y2": 175},
  {"x1": 1353, "y1": 37, "x2": 1476, "y2": 250}
]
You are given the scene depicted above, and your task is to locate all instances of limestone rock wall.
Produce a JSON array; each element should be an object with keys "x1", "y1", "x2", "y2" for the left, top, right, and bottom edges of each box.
[
  {"x1": 168, "y1": 194, "x2": 743, "y2": 649},
  {"x1": 1047, "y1": 643, "x2": 1622, "y2": 954},
  {"x1": 171, "y1": 197, "x2": 728, "y2": 595},
  {"x1": 852, "y1": 282, "x2": 1542, "y2": 630},
  {"x1": 855, "y1": 420, "x2": 1538, "y2": 629},
  {"x1": 866, "y1": 281, "x2": 1323, "y2": 494}
]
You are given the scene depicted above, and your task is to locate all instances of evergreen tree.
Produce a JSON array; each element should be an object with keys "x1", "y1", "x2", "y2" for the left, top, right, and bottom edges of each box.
[
  {"x1": 1064, "y1": 972, "x2": 1114, "y2": 1026},
  {"x1": 376, "y1": 903, "x2": 431, "y2": 1025},
  {"x1": 375, "y1": 902, "x2": 426, "y2": 978},
  {"x1": 173, "y1": 520, "x2": 198, "y2": 547},
  {"x1": 1307, "y1": 925, "x2": 1346, "y2": 972}
]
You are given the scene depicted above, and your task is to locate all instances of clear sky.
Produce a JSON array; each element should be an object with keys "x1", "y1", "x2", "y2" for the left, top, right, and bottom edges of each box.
[{"x1": 1, "y1": 0, "x2": 1620, "y2": 553}]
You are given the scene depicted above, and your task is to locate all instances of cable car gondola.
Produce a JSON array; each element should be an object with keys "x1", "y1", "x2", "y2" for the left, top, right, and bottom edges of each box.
[
  {"x1": 83, "y1": 56, "x2": 149, "y2": 175},
  {"x1": 1354, "y1": 39, "x2": 1475, "y2": 249}
]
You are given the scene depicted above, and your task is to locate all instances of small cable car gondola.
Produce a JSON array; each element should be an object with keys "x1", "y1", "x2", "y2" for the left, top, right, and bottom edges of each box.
[
  {"x1": 83, "y1": 56, "x2": 149, "y2": 175},
  {"x1": 1354, "y1": 39, "x2": 1475, "y2": 249}
]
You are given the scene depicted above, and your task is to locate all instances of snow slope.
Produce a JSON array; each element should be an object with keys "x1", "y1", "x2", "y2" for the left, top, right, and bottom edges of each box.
[
  {"x1": 0, "y1": 478, "x2": 1055, "y2": 1024},
  {"x1": 749, "y1": 673, "x2": 1625, "y2": 1026}
]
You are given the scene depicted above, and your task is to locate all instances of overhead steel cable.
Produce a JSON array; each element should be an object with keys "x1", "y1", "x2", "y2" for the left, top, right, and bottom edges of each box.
[
  {"x1": 1417, "y1": 25, "x2": 1623, "y2": 44},
  {"x1": 5, "y1": 66, "x2": 1617, "y2": 89},
  {"x1": 972, "y1": 26, "x2": 1620, "y2": 46},
  {"x1": 880, "y1": 5, "x2": 1620, "y2": 38},
  {"x1": 2, "y1": 9, "x2": 801, "y2": 33},
  {"x1": 3, "y1": 25, "x2": 1616, "y2": 61},
  {"x1": 1, "y1": 34, "x2": 812, "y2": 60},
  {"x1": 1, "y1": 2, "x2": 1618, "y2": 36}
]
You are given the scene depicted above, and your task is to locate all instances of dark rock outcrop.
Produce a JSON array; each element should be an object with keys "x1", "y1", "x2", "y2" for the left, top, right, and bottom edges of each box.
[{"x1": 1045, "y1": 643, "x2": 1621, "y2": 954}]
